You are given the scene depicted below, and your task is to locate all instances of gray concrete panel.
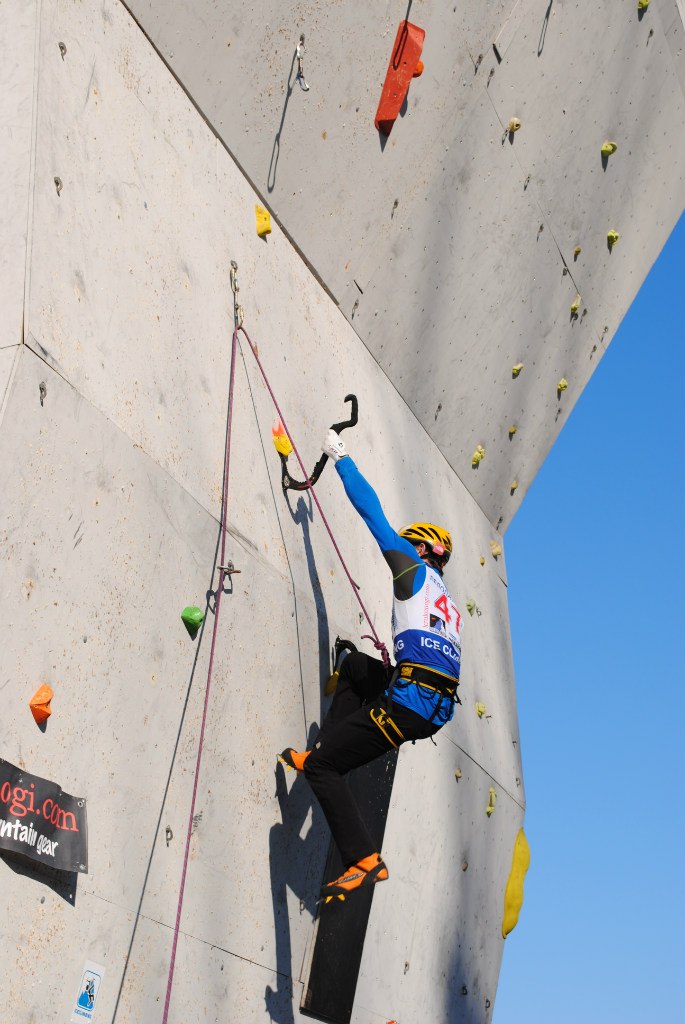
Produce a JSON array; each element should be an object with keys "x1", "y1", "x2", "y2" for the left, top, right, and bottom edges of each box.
[
  {"x1": 0, "y1": 348, "x2": 521, "y2": 1022},
  {"x1": 0, "y1": 0, "x2": 36, "y2": 350},
  {"x1": 659, "y1": 1, "x2": 685, "y2": 101},
  {"x1": 112, "y1": 914, "x2": 304, "y2": 1024},
  {"x1": 346, "y1": 86, "x2": 598, "y2": 532},
  {"x1": 0, "y1": 346, "x2": 322, "y2": 1020},
  {"x1": 487, "y1": 0, "x2": 685, "y2": 357},
  {"x1": 117, "y1": 0, "x2": 685, "y2": 536},
  {"x1": 0, "y1": 347, "x2": 224, "y2": 909},
  {"x1": 352, "y1": 738, "x2": 524, "y2": 1024},
  {"x1": 26, "y1": 0, "x2": 231, "y2": 522},
  {"x1": 0, "y1": 0, "x2": 579, "y2": 1018},
  {"x1": 119, "y1": 0, "x2": 511, "y2": 305},
  {"x1": 0, "y1": 345, "x2": 21, "y2": 421}
]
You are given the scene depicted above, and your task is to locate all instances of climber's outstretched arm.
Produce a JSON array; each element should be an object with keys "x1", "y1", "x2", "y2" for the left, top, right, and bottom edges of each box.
[{"x1": 322, "y1": 431, "x2": 425, "y2": 597}]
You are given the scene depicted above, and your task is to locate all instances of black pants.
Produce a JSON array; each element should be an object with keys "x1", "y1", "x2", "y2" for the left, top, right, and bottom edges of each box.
[{"x1": 304, "y1": 652, "x2": 441, "y2": 867}]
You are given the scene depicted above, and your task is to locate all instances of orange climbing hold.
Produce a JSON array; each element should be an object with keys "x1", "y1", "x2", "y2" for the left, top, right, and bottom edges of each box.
[
  {"x1": 29, "y1": 683, "x2": 54, "y2": 724},
  {"x1": 375, "y1": 20, "x2": 426, "y2": 136}
]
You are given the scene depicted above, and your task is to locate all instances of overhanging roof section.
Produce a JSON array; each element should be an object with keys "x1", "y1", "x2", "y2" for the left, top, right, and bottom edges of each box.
[{"x1": 122, "y1": 0, "x2": 685, "y2": 530}]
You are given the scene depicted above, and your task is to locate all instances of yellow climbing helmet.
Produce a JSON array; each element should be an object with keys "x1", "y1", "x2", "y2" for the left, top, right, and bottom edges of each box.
[{"x1": 399, "y1": 522, "x2": 453, "y2": 563}]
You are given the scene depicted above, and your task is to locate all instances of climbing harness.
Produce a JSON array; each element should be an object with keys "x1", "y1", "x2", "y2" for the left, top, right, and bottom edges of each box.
[
  {"x1": 276, "y1": 394, "x2": 358, "y2": 492},
  {"x1": 385, "y1": 661, "x2": 461, "y2": 725},
  {"x1": 369, "y1": 706, "x2": 405, "y2": 748}
]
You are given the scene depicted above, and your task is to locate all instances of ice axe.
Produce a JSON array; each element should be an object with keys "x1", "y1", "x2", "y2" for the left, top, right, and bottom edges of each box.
[{"x1": 272, "y1": 394, "x2": 358, "y2": 492}]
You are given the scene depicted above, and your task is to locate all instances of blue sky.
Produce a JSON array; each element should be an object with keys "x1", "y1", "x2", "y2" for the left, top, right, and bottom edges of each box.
[{"x1": 494, "y1": 211, "x2": 685, "y2": 1023}]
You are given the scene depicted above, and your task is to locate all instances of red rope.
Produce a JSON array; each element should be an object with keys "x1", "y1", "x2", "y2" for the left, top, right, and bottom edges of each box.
[
  {"x1": 162, "y1": 317, "x2": 390, "y2": 1020},
  {"x1": 161, "y1": 323, "x2": 239, "y2": 1023},
  {"x1": 238, "y1": 325, "x2": 390, "y2": 667}
]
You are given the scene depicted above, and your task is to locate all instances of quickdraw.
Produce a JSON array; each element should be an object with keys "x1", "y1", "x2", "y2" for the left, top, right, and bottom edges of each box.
[{"x1": 273, "y1": 394, "x2": 358, "y2": 492}]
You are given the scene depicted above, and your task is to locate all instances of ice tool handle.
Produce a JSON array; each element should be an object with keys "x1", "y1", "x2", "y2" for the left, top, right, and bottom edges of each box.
[{"x1": 280, "y1": 394, "x2": 358, "y2": 492}]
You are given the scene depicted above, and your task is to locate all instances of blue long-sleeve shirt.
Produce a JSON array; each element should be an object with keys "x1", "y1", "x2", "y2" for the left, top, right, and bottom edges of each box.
[{"x1": 336, "y1": 457, "x2": 462, "y2": 724}]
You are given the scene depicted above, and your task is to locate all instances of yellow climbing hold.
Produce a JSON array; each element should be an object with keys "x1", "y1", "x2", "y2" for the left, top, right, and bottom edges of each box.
[
  {"x1": 466, "y1": 600, "x2": 476, "y2": 616},
  {"x1": 454, "y1": 768, "x2": 462, "y2": 781},
  {"x1": 638, "y1": 0, "x2": 650, "y2": 8},
  {"x1": 512, "y1": 363, "x2": 524, "y2": 378},
  {"x1": 472, "y1": 445, "x2": 486, "y2": 468},
  {"x1": 479, "y1": 556, "x2": 485, "y2": 566},
  {"x1": 324, "y1": 668, "x2": 340, "y2": 696},
  {"x1": 508, "y1": 425, "x2": 517, "y2": 438},
  {"x1": 272, "y1": 420, "x2": 293, "y2": 457},
  {"x1": 601, "y1": 141, "x2": 618, "y2": 156},
  {"x1": 510, "y1": 480, "x2": 518, "y2": 493},
  {"x1": 557, "y1": 378, "x2": 568, "y2": 394},
  {"x1": 573, "y1": 245, "x2": 581, "y2": 259},
  {"x1": 476, "y1": 702, "x2": 488, "y2": 718},
  {"x1": 486, "y1": 787, "x2": 497, "y2": 816},
  {"x1": 570, "y1": 294, "x2": 581, "y2": 315},
  {"x1": 607, "y1": 229, "x2": 620, "y2": 247},
  {"x1": 507, "y1": 117, "x2": 521, "y2": 133},
  {"x1": 255, "y1": 204, "x2": 272, "y2": 237},
  {"x1": 490, "y1": 540, "x2": 502, "y2": 558},
  {"x1": 502, "y1": 828, "x2": 531, "y2": 937}
]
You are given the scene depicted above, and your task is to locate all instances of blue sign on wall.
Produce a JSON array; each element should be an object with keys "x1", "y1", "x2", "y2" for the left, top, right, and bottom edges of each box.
[{"x1": 70, "y1": 961, "x2": 105, "y2": 1023}]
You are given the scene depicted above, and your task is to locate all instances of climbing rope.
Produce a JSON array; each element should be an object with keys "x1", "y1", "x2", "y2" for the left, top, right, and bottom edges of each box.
[
  {"x1": 162, "y1": 267, "x2": 388, "y2": 1020},
  {"x1": 162, "y1": 316, "x2": 240, "y2": 1023},
  {"x1": 237, "y1": 321, "x2": 390, "y2": 668}
]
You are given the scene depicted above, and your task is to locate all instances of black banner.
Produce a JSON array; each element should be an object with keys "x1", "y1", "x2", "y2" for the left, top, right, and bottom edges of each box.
[{"x1": 0, "y1": 759, "x2": 88, "y2": 873}]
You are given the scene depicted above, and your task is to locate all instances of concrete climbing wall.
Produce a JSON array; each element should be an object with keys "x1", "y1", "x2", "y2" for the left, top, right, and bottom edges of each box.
[
  {"x1": 0, "y1": 1, "x2": 682, "y2": 1023},
  {"x1": 119, "y1": 0, "x2": 685, "y2": 530}
]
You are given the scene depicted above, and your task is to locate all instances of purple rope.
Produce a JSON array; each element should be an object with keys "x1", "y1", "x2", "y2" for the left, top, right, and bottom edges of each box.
[
  {"x1": 163, "y1": 317, "x2": 390, "y2": 1020},
  {"x1": 238, "y1": 325, "x2": 390, "y2": 668},
  {"x1": 162, "y1": 323, "x2": 239, "y2": 1023}
]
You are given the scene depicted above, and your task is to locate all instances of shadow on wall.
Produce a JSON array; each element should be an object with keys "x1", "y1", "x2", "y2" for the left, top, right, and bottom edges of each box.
[
  {"x1": 442, "y1": 751, "x2": 503, "y2": 1024},
  {"x1": 266, "y1": 734, "x2": 327, "y2": 1024},
  {"x1": 268, "y1": 46, "x2": 300, "y2": 193},
  {"x1": 0, "y1": 849, "x2": 78, "y2": 905},
  {"x1": 288, "y1": 493, "x2": 333, "y2": 706},
  {"x1": 112, "y1": 487, "x2": 231, "y2": 1020},
  {"x1": 263, "y1": 495, "x2": 333, "y2": 1022}
]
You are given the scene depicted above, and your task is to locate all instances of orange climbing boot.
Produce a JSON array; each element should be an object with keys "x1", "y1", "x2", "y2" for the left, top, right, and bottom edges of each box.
[
  {"x1": 320, "y1": 853, "x2": 389, "y2": 901},
  {"x1": 279, "y1": 748, "x2": 310, "y2": 773}
]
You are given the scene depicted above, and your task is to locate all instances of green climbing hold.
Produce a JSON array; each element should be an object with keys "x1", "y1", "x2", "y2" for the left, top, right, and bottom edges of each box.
[{"x1": 182, "y1": 606, "x2": 205, "y2": 637}]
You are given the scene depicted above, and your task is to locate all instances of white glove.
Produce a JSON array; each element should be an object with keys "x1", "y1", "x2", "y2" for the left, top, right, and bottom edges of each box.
[{"x1": 322, "y1": 428, "x2": 348, "y2": 462}]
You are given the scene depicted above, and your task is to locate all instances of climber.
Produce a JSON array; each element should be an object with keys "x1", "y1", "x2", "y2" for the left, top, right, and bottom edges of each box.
[{"x1": 280, "y1": 430, "x2": 462, "y2": 900}]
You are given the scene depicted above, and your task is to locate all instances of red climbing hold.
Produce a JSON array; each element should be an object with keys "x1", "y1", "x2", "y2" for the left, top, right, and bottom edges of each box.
[
  {"x1": 374, "y1": 20, "x2": 426, "y2": 136},
  {"x1": 29, "y1": 683, "x2": 54, "y2": 724}
]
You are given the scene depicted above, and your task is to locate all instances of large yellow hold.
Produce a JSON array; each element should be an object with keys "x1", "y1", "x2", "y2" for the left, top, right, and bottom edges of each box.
[
  {"x1": 502, "y1": 827, "x2": 531, "y2": 938},
  {"x1": 271, "y1": 420, "x2": 293, "y2": 457},
  {"x1": 255, "y1": 204, "x2": 272, "y2": 237}
]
